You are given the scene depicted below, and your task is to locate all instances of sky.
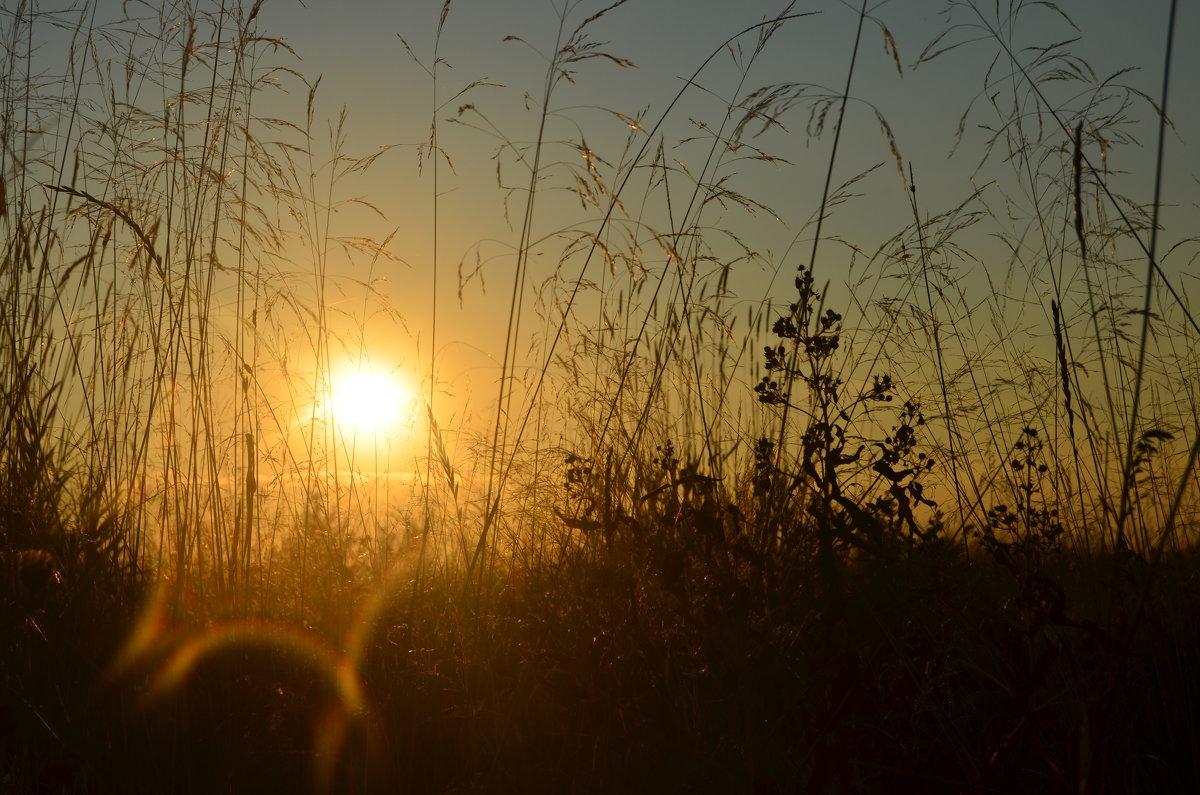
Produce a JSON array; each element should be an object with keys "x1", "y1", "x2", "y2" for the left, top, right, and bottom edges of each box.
[
  {"x1": 242, "y1": 0, "x2": 1199, "y2": 440},
  {"x1": 11, "y1": 0, "x2": 1200, "y2": 472}
]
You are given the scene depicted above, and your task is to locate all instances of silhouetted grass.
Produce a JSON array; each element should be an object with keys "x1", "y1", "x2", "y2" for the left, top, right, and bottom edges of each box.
[{"x1": 2, "y1": 0, "x2": 1198, "y2": 792}]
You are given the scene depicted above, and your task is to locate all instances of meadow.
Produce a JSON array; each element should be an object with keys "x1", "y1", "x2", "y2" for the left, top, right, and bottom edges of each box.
[{"x1": 2, "y1": 0, "x2": 1199, "y2": 792}]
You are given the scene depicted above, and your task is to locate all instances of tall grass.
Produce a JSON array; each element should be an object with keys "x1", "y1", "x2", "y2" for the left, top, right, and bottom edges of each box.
[{"x1": 2, "y1": 0, "x2": 1199, "y2": 792}]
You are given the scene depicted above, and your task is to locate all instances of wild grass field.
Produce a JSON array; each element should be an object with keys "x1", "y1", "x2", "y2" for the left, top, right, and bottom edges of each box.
[{"x1": 2, "y1": 0, "x2": 1199, "y2": 792}]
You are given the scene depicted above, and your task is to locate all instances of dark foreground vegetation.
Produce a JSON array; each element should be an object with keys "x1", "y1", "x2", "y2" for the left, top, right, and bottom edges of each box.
[
  {"x1": 4, "y1": 0, "x2": 1200, "y2": 792},
  {"x1": 5, "y1": 456, "x2": 1200, "y2": 793}
]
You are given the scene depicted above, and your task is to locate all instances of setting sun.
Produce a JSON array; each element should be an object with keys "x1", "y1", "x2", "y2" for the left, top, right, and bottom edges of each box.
[{"x1": 325, "y1": 369, "x2": 415, "y2": 436}]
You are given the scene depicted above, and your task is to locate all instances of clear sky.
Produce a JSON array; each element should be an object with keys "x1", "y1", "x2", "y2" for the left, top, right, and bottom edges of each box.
[
  {"x1": 241, "y1": 0, "x2": 1197, "y2": 441},
  {"x1": 13, "y1": 0, "x2": 1199, "y2": 465}
]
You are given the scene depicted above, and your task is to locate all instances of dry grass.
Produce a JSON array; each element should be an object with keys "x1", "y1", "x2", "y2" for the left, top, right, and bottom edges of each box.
[{"x1": 1, "y1": 0, "x2": 1199, "y2": 792}]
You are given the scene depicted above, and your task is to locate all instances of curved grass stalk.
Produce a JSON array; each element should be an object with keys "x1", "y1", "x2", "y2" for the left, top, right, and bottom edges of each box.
[{"x1": 479, "y1": 9, "x2": 815, "y2": 565}]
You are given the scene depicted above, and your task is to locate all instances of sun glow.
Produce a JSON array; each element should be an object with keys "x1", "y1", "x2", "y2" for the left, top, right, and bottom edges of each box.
[{"x1": 325, "y1": 369, "x2": 415, "y2": 436}]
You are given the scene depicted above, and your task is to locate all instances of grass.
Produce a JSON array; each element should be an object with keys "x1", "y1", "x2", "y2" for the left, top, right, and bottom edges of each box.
[{"x1": 2, "y1": 0, "x2": 1199, "y2": 792}]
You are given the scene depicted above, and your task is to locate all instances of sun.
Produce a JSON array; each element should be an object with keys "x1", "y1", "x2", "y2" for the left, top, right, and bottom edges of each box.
[{"x1": 325, "y1": 369, "x2": 415, "y2": 436}]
